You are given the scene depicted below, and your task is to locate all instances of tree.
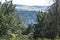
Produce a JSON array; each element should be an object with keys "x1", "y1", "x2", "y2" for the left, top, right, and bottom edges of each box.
[
  {"x1": 46, "y1": 0, "x2": 60, "y2": 39},
  {"x1": 44, "y1": 0, "x2": 59, "y2": 40},
  {"x1": 33, "y1": 11, "x2": 47, "y2": 40},
  {"x1": 0, "y1": 0, "x2": 22, "y2": 40},
  {"x1": 22, "y1": 24, "x2": 35, "y2": 35}
]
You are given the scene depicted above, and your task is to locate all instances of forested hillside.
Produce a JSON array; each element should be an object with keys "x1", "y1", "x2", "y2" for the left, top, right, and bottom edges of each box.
[
  {"x1": 16, "y1": 5, "x2": 48, "y2": 24},
  {"x1": 0, "y1": 0, "x2": 60, "y2": 40}
]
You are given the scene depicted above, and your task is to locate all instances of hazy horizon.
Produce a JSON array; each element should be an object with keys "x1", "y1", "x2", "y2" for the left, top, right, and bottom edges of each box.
[{"x1": 1, "y1": 0, "x2": 53, "y2": 6}]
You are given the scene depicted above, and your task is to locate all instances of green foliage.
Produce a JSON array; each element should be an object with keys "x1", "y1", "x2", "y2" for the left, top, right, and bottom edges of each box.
[
  {"x1": 0, "y1": 0, "x2": 59, "y2": 40},
  {"x1": 0, "y1": 0, "x2": 23, "y2": 40},
  {"x1": 10, "y1": 33, "x2": 16, "y2": 40},
  {"x1": 22, "y1": 24, "x2": 35, "y2": 35},
  {"x1": 0, "y1": 0, "x2": 15, "y2": 36},
  {"x1": 33, "y1": 11, "x2": 47, "y2": 40}
]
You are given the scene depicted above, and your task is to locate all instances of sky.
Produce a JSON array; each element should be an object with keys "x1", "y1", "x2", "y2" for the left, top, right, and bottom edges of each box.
[{"x1": 0, "y1": 0, "x2": 53, "y2": 6}]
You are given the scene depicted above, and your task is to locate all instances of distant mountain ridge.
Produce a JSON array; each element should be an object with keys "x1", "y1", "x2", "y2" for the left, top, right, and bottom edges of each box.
[
  {"x1": 32, "y1": 6, "x2": 48, "y2": 8},
  {"x1": 15, "y1": 4, "x2": 48, "y2": 11},
  {"x1": 16, "y1": 4, "x2": 48, "y2": 8}
]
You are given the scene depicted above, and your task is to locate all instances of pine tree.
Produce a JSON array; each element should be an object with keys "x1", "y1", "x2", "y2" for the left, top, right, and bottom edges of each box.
[
  {"x1": 0, "y1": 0, "x2": 22, "y2": 40},
  {"x1": 33, "y1": 11, "x2": 47, "y2": 40}
]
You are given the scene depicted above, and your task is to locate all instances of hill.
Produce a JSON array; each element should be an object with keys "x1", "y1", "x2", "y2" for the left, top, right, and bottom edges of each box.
[{"x1": 15, "y1": 4, "x2": 48, "y2": 24}]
